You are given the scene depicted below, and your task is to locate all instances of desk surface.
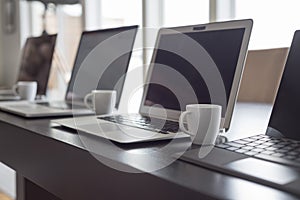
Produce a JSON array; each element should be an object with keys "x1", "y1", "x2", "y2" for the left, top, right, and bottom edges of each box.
[{"x1": 0, "y1": 102, "x2": 298, "y2": 200}]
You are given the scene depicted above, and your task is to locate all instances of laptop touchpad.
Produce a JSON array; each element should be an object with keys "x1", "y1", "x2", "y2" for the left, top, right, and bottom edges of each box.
[{"x1": 225, "y1": 158, "x2": 300, "y2": 185}]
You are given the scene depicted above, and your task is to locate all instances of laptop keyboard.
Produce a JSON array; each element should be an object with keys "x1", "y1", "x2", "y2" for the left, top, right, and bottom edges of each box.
[
  {"x1": 99, "y1": 114, "x2": 179, "y2": 134},
  {"x1": 216, "y1": 134, "x2": 300, "y2": 164},
  {"x1": 36, "y1": 102, "x2": 86, "y2": 110}
]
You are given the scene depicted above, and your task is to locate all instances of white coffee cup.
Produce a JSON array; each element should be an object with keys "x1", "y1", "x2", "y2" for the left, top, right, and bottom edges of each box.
[
  {"x1": 179, "y1": 104, "x2": 222, "y2": 145},
  {"x1": 84, "y1": 90, "x2": 117, "y2": 115},
  {"x1": 12, "y1": 81, "x2": 37, "y2": 101}
]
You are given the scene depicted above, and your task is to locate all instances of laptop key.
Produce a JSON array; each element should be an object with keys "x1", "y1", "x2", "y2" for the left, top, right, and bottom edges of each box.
[
  {"x1": 271, "y1": 144, "x2": 285, "y2": 148},
  {"x1": 263, "y1": 142, "x2": 274, "y2": 146},
  {"x1": 287, "y1": 151, "x2": 299, "y2": 156},
  {"x1": 256, "y1": 145, "x2": 269, "y2": 149},
  {"x1": 261, "y1": 150, "x2": 274, "y2": 155},
  {"x1": 241, "y1": 138, "x2": 256, "y2": 143},
  {"x1": 227, "y1": 142, "x2": 245, "y2": 148},
  {"x1": 216, "y1": 144, "x2": 230, "y2": 149},
  {"x1": 234, "y1": 140, "x2": 249, "y2": 145},
  {"x1": 269, "y1": 139, "x2": 281, "y2": 143},
  {"x1": 253, "y1": 140, "x2": 265, "y2": 144},
  {"x1": 276, "y1": 141, "x2": 290, "y2": 146},
  {"x1": 290, "y1": 143, "x2": 300, "y2": 147},
  {"x1": 260, "y1": 135, "x2": 270, "y2": 138},
  {"x1": 227, "y1": 147, "x2": 239, "y2": 151},
  {"x1": 235, "y1": 149, "x2": 249, "y2": 154},
  {"x1": 282, "y1": 146, "x2": 295, "y2": 151},
  {"x1": 260, "y1": 138, "x2": 270, "y2": 141},
  {"x1": 265, "y1": 147, "x2": 277, "y2": 151},
  {"x1": 272, "y1": 153, "x2": 285, "y2": 157},
  {"x1": 247, "y1": 143, "x2": 260, "y2": 147},
  {"x1": 252, "y1": 148, "x2": 264, "y2": 153},
  {"x1": 275, "y1": 149, "x2": 289, "y2": 153},
  {"x1": 285, "y1": 155, "x2": 297, "y2": 160},
  {"x1": 244, "y1": 151, "x2": 258, "y2": 156},
  {"x1": 250, "y1": 135, "x2": 264, "y2": 140},
  {"x1": 242, "y1": 146, "x2": 254, "y2": 150}
]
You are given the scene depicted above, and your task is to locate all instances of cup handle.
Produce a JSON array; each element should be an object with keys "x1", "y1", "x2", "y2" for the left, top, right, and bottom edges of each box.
[
  {"x1": 84, "y1": 93, "x2": 94, "y2": 110},
  {"x1": 179, "y1": 111, "x2": 193, "y2": 136},
  {"x1": 12, "y1": 84, "x2": 18, "y2": 95}
]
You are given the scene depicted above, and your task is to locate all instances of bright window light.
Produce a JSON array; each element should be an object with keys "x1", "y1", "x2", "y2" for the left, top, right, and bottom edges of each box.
[
  {"x1": 63, "y1": 4, "x2": 82, "y2": 17},
  {"x1": 235, "y1": 0, "x2": 300, "y2": 49}
]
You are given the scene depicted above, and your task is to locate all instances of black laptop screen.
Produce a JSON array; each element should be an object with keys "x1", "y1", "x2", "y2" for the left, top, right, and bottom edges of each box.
[
  {"x1": 144, "y1": 28, "x2": 245, "y2": 117},
  {"x1": 18, "y1": 34, "x2": 57, "y2": 95},
  {"x1": 267, "y1": 31, "x2": 300, "y2": 140},
  {"x1": 66, "y1": 26, "x2": 137, "y2": 108}
]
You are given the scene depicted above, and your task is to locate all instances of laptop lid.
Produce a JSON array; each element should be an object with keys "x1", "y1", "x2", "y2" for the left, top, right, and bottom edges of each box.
[
  {"x1": 267, "y1": 30, "x2": 300, "y2": 140},
  {"x1": 17, "y1": 34, "x2": 57, "y2": 95},
  {"x1": 139, "y1": 19, "x2": 253, "y2": 130},
  {"x1": 65, "y1": 25, "x2": 138, "y2": 108}
]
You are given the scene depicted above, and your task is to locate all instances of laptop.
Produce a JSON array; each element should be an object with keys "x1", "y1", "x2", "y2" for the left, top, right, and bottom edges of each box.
[
  {"x1": 0, "y1": 34, "x2": 57, "y2": 100},
  {"x1": 54, "y1": 19, "x2": 253, "y2": 143},
  {"x1": 0, "y1": 25, "x2": 138, "y2": 117},
  {"x1": 181, "y1": 31, "x2": 300, "y2": 196}
]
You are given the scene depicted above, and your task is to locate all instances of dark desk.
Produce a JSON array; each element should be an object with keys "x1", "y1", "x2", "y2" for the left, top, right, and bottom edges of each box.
[{"x1": 0, "y1": 103, "x2": 298, "y2": 200}]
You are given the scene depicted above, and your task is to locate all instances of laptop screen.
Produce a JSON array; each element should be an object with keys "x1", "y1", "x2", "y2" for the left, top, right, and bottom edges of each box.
[
  {"x1": 267, "y1": 31, "x2": 300, "y2": 140},
  {"x1": 140, "y1": 20, "x2": 253, "y2": 130},
  {"x1": 66, "y1": 26, "x2": 138, "y2": 108},
  {"x1": 144, "y1": 29, "x2": 244, "y2": 116},
  {"x1": 17, "y1": 34, "x2": 57, "y2": 95}
]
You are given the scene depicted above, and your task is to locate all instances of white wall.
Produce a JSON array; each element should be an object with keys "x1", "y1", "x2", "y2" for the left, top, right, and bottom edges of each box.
[
  {"x1": 1, "y1": 0, "x2": 21, "y2": 87},
  {"x1": 0, "y1": 0, "x2": 19, "y2": 198}
]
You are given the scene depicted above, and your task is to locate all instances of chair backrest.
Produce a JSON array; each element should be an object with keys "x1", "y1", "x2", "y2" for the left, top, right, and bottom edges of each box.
[{"x1": 238, "y1": 47, "x2": 289, "y2": 103}]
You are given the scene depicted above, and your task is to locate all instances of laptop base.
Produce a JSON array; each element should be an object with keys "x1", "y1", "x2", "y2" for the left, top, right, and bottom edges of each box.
[{"x1": 180, "y1": 135, "x2": 300, "y2": 197}]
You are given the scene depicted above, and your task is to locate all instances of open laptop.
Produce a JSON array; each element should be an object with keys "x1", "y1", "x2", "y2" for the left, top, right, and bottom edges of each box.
[
  {"x1": 0, "y1": 34, "x2": 57, "y2": 100},
  {"x1": 54, "y1": 19, "x2": 253, "y2": 143},
  {"x1": 181, "y1": 30, "x2": 300, "y2": 196},
  {"x1": 0, "y1": 25, "x2": 138, "y2": 117}
]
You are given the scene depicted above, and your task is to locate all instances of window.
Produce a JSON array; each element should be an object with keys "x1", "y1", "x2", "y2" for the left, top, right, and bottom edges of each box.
[
  {"x1": 84, "y1": 0, "x2": 143, "y2": 113},
  {"x1": 21, "y1": 1, "x2": 83, "y2": 99},
  {"x1": 235, "y1": 0, "x2": 300, "y2": 49},
  {"x1": 85, "y1": 0, "x2": 142, "y2": 30},
  {"x1": 163, "y1": 0, "x2": 209, "y2": 27}
]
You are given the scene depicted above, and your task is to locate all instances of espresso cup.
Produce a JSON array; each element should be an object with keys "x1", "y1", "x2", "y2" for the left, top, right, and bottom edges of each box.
[
  {"x1": 12, "y1": 81, "x2": 37, "y2": 101},
  {"x1": 84, "y1": 90, "x2": 117, "y2": 115},
  {"x1": 179, "y1": 104, "x2": 222, "y2": 145}
]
